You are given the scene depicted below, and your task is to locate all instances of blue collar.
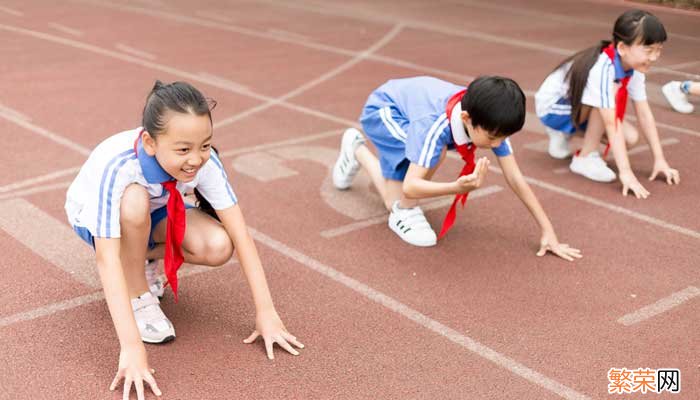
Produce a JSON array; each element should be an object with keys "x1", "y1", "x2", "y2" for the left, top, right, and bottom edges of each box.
[
  {"x1": 135, "y1": 136, "x2": 173, "y2": 184},
  {"x1": 612, "y1": 51, "x2": 634, "y2": 82}
]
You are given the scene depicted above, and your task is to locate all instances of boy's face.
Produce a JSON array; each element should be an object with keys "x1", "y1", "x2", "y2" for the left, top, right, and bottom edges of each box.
[
  {"x1": 461, "y1": 112, "x2": 506, "y2": 150},
  {"x1": 142, "y1": 112, "x2": 213, "y2": 182}
]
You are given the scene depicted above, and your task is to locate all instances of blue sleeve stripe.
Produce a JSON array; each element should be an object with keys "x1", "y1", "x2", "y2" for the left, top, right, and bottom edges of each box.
[
  {"x1": 209, "y1": 150, "x2": 237, "y2": 204},
  {"x1": 423, "y1": 119, "x2": 449, "y2": 168},
  {"x1": 418, "y1": 114, "x2": 447, "y2": 167},
  {"x1": 96, "y1": 149, "x2": 135, "y2": 237},
  {"x1": 379, "y1": 107, "x2": 407, "y2": 143},
  {"x1": 104, "y1": 154, "x2": 136, "y2": 237}
]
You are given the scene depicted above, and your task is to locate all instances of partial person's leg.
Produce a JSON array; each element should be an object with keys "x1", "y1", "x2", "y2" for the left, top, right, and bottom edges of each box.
[
  {"x1": 621, "y1": 120, "x2": 639, "y2": 147},
  {"x1": 150, "y1": 208, "x2": 234, "y2": 267},
  {"x1": 354, "y1": 144, "x2": 388, "y2": 202},
  {"x1": 578, "y1": 106, "x2": 605, "y2": 157},
  {"x1": 570, "y1": 107, "x2": 616, "y2": 182},
  {"x1": 120, "y1": 184, "x2": 175, "y2": 343},
  {"x1": 662, "y1": 81, "x2": 695, "y2": 114},
  {"x1": 119, "y1": 184, "x2": 152, "y2": 299}
]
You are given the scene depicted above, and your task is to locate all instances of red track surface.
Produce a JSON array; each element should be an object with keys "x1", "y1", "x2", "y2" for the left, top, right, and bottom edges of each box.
[{"x1": 0, "y1": 1, "x2": 698, "y2": 399}]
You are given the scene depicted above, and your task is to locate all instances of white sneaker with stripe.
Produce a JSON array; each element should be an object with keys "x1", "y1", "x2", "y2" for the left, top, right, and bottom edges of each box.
[
  {"x1": 388, "y1": 201, "x2": 437, "y2": 247},
  {"x1": 333, "y1": 128, "x2": 366, "y2": 190}
]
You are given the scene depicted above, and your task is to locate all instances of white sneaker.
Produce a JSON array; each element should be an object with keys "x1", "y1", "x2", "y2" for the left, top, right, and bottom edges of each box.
[
  {"x1": 332, "y1": 128, "x2": 366, "y2": 190},
  {"x1": 131, "y1": 292, "x2": 176, "y2": 344},
  {"x1": 662, "y1": 81, "x2": 694, "y2": 114},
  {"x1": 145, "y1": 259, "x2": 165, "y2": 298},
  {"x1": 545, "y1": 127, "x2": 572, "y2": 159},
  {"x1": 569, "y1": 151, "x2": 616, "y2": 182},
  {"x1": 388, "y1": 201, "x2": 437, "y2": 247}
]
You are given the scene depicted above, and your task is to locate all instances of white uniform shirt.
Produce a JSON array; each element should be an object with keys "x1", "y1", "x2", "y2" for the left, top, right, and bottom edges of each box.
[
  {"x1": 65, "y1": 127, "x2": 237, "y2": 238},
  {"x1": 535, "y1": 52, "x2": 646, "y2": 117}
]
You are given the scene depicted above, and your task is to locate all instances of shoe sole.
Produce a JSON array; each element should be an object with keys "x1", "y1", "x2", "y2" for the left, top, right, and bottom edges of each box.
[
  {"x1": 388, "y1": 223, "x2": 437, "y2": 247},
  {"x1": 142, "y1": 334, "x2": 176, "y2": 344},
  {"x1": 569, "y1": 165, "x2": 616, "y2": 183}
]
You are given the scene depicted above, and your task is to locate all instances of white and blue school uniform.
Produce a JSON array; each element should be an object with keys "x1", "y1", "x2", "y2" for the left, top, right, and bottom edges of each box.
[
  {"x1": 535, "y1": 51, "x2": 646, "y2": 134},
  {"x1": 360, "y1": 76, "x2": 513, "y2": 181},
  {"x1": 66, "y1": 127, "x2": 237, "y2": 247}
]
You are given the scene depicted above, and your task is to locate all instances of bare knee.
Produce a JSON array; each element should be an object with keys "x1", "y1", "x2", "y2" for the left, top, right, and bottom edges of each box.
[
  {"x1": 624, "y1": 124, "x2": 639, "y2": 146},
  {"x1": 120, "y1": 184, "x2": 150, "y2": 230},
  {"x1": 198, "y1": 227, "x2": 234, "y2": 266}
]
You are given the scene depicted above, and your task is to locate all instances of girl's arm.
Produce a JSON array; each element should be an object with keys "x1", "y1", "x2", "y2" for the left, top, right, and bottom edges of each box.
[
  {"x1": 598, "y1": 107, "x2": 650, "y2": 198},
  {"x1": 633, "y1": 100, "x2": 681, "y2": 185},
  {"x1": 216, "y1": 204, "x2": 304, "y2": 360},
  {"x1": 497, "y1": 155, "x2": 582, "y2": 262},
  {"x1": 94, "y1": 238, "x2": 160, "y2": 400}
]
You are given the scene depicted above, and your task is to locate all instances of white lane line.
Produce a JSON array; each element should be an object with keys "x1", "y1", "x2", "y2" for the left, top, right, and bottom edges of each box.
[
  {"x1": 3, "y1": 23, "x2": 698, "y2": 244},
  {"x1": 76, "y1": 2, "x2": 699, "y2": 137},
  {"x1": 115, "y1": 43, "x2": 156, "y2": 60},
  {"x1": 479, "y1": 160, "x2": 700, "y2": 241},
  {"x1": 249, "y1": 227, "x2": 591, "y2": 400},
  {"x1": 0, "y1": 167, "x2": 80, "y2": 193},
  {"x1": 259, "y1": 0, "x2": 571, "y2": 55},
  {"x1": 194, "y1": 10, "x2": 233, "y2": 23},
  {"x1": 663, "y1": 60, "x2": 700, "y2": 71},
  {"x1": 197, "y1": 72, "x2": 252, "y2": 94},
  {"x1": 213, "y1": 23, "x2": 404, "y2": 130},
  {"x1": 0, "y1": 263, "x2": 227, "y2": 328},
  {"x1": 617, "y1": 286, "x2": 700, "y2": 326},
  {"x1": 47, "y1": 22, "x2": 83, "y2": 37},
  {"x1": 0, "y1": 198, "x2": 100, "y2": 288},
  {"x1": 219, "y1": 129, "x2": 342, "y2": 158},
  {"x1": 0, "y1": 181, "x2": 72, "y2": 201},
  {"x1": 320, "y1": 185, "x2": 504, "y2": 238},
  {"x1": 266, "y1": 28, "x2": 313, "y2": 42},
  {"x1": 0, "y1": 102, "x2": 31, "y2": 121},
  {"x1": 0, "y1": 128, "x2": 341, "y2": 199},
  {"x1": 0, "y1": 292, "x2": 104, "y2": 328},
  {"x1": 0, "y1": 5, "x2": 22, "y2": 16},
  {"x1": 0, "y1": 108, "x2": 91, "y2": 155},
  {"x1": 626, "y1": 138, "x2": 680, "y2": 156}
]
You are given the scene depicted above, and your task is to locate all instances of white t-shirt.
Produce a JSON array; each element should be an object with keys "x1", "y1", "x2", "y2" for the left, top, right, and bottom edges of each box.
[
  {"x1": 536, "y1": 52, "x2": 647, "y2": 117},
  {"x1": 65, "y1": 127, "x2": 237, "y2": 238}
]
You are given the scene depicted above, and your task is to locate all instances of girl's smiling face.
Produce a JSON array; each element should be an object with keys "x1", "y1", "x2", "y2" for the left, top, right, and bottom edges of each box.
[
  {"x1": 618, "y1": 40, "x2": 663, "y2": 73},
  {"x1": 142, "y1": 112, "x2": 213, "y2": 182}
]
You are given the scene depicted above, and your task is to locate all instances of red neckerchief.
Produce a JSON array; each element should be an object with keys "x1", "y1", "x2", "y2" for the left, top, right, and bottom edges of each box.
[
  {"x1": 602, "y1": 44, "x2": 631, "y2": 157},
  {"x1": 438, "y1": 89, "x2": 476, "y2": 239},
  {"x1": 134, "y1": 131, "x2": 186, "y2": 302}
]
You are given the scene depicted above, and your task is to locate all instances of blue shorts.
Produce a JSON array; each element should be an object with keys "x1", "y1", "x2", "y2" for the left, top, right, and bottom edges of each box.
[
  {"x1": 360, "y1": 102, "x2": 411, "y2": 181},
  {"x1": 539, "y1": 97, "x2": 587, "y2": 134},
  {"x1": 72, "y1": 204, "x2": 194, "y2": 250}
]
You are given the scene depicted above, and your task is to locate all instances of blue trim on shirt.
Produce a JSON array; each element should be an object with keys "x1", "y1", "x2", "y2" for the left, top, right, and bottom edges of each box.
[
  {"x1": 136, "y1": 137, "x2": 172, "y2": 184},
  {"x1": 105, "y1": 154, "x2": 137, "y2": 237},
  {"x1": 209, "y1": 150, "x2": 237, "y2": 204},
  {"x1": 612, "y1": 51, "x2": 634, "y2": 81},
  {"x1": 97, "y1": 149, "x2": 134, "y2": 237}
]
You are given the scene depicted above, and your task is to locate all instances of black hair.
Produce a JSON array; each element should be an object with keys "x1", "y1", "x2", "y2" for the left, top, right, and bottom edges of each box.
[
  {"x1": 553, "y1": 9, "x2": 667, "y2": 128},
  {"x1": 462, "y1": 76, "x2": 525, "y2": 137},
  {"x1": 142, "y1": 80, "x2": 217, "y2": 137}
]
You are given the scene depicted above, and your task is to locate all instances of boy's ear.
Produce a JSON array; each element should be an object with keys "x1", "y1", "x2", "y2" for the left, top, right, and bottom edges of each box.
[
  {"x1": 141, "y1": 131, "x2": 157, "y2": 156},
  {"x1": 460, "y1": 110, "x2": 471, "y2": 125}
]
